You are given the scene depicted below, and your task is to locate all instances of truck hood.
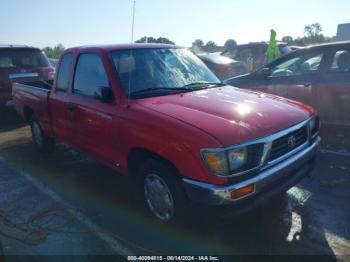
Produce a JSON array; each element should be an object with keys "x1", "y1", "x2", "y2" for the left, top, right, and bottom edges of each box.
[{"x1": 136, "y1": 86, "x2": 314, "y2": 146}]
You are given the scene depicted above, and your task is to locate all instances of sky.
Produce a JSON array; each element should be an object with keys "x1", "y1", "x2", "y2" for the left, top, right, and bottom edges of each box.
[{"x1": 0, "y1": 0, "x2": 349, "y2": 49}]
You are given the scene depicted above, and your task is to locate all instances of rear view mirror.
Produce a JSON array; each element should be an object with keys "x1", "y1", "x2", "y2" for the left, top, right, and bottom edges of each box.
[{"x1": 95, "y1": 86, "x2": 114, "y2": 103}]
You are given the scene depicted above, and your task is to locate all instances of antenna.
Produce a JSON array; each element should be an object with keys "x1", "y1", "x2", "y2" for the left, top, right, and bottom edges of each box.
[{"x1": 127, "y1": 0, "x2": 136, "y2": 107}]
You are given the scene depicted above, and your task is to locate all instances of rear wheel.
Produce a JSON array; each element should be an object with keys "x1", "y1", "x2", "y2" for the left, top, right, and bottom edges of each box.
[
  {"x1": 137, "y1": 158, "x2": 187, "y2": 223},
  {"x1": 30, "y1": 116, "x2": 55, "y2": 154}
]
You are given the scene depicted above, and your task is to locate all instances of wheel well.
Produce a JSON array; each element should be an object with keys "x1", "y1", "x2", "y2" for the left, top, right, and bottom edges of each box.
[
  {"x1": 128, "y1": 148, "x2": 180, "y2": 177},
  {"x1": 23, "y1": 107, "x2": 34, "y2": 122}
]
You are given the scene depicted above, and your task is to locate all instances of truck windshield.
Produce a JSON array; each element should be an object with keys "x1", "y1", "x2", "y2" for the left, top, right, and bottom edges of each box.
[{"x1": 110, "y1": 48, "x2": 220, "y2": 98}]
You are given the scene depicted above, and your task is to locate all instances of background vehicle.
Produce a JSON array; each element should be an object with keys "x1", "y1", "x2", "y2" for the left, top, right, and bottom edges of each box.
[
  {"x1": 0, "y1": 45, "x2": 54, "y2": 107},
  {"x1": 225, "y1": 41, "x2": 350, "y2": 126},
  {"x1": 222, "y1": 42, "x2": 292, "y2": 72},
  {"x1": 48, "y1": 58, "x2": 59, "y2": 68},
  {"x1": 13, "y1": 44, "x2": 320, "y2": 223},
  {"x1": 196, "y1": 52, "x2": 246, "y2": 80}
]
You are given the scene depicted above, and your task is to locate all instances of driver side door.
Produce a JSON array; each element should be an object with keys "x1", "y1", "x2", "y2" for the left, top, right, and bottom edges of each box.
[{"x1": 69, "y1": 52, "x2": 117, "y2": 164}]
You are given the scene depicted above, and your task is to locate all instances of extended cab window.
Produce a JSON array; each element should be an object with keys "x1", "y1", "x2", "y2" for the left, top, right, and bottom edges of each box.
[
  {"x1": 73, "y1": 53, "x2": 109, "y2": 98},
  {"x1": 56, "y1": 53, "x2": 73, "y2": 91}
]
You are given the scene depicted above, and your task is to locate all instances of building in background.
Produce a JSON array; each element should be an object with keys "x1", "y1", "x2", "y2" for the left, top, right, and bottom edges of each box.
[{"x1": 336, "y1": 23, "x2": 350, "y2": 41}]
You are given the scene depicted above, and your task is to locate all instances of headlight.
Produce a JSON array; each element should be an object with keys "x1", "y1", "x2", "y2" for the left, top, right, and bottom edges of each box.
[
  {"x1": 201, "y1": 150, "x2": 229, "y2": 174},
  {"x1": 201, "y1": 144, "x2": 264, "y2": 177},
  {"x1": 227, "y1": 147, "x2": 247, "y2": 170}
]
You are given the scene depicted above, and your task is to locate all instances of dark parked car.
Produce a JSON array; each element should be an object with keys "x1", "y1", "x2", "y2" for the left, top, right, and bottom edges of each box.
[
  {"x1": 222, "y1": 42, "x2": 292, "y2": 72},
  {"x1": 225, "y1": 41, "x2": 350, "y2": 126},
  {"x1": 196, "y1": 52, "x2": 246, "y2": 80},
  {"x1": 0, "y1": 45, "x2": 54, "y2": 107}
]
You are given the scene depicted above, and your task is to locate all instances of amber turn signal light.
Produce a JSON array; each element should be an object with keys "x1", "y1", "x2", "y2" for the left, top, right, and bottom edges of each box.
[{"x1": 230, "y1": 184, "x2": 255, "y2": 199}]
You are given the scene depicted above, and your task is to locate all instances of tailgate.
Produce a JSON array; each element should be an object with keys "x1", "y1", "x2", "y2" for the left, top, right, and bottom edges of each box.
[{"x1": 12, "y1": 81, "x2": 52, "y2": 136}]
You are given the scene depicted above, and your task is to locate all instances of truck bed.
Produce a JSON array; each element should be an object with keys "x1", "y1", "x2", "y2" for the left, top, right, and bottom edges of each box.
[
  {"x1": 12, "y1": 79, "x2": 54, "y2": 137},
  {"x1": 13, "y1": 79, "x2": 53, "y2": 90}
]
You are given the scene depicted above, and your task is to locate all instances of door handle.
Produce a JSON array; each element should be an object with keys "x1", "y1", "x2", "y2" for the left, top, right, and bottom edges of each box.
[
  {"x1": 302, "y1": 82, "x2": 312, "y2": 87},
  {"x1": 66, "y1": 102, "x2": 75, "y2": 112},
  {"x1": 296, "y1": 83, "x2": 312, "y2": 89}
]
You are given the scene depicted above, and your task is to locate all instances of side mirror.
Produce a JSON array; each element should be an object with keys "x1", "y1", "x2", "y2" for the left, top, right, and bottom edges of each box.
[
  {"x1": 95, "y1": 86, "x2": 114, "y2": 103},
  {"x1": 256, "y1": 67, "x2": 271, "y2": 79}
]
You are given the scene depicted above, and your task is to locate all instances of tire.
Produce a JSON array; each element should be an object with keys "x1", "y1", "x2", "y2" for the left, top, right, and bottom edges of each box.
[
  {"x1": 136, "y1": 158, "x2": 187, "y2": 223},
  {"x1": 30, "y1": 115, "x2": 55, "y2": 155}
]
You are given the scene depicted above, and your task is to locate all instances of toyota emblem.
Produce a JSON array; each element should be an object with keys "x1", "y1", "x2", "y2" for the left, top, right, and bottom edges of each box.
[{"x1": 288, "y1": 135, "x2": 296, "y2": 148}]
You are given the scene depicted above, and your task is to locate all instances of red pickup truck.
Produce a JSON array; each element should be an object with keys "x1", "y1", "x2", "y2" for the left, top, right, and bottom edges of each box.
[{"x1": 13, "y1": 44, "x2": 321, "y2": 222}]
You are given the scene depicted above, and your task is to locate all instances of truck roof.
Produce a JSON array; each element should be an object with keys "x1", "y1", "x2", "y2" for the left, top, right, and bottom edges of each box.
[
  {"x1": 0, "y1": 45, "x2": 42, "y2": 52},
  {"x1": 306, "y1": 40, "x2": 350, "y2": 48},
  {"x1": 65, "y1": 43, "x2": 180, "y2": 53}
]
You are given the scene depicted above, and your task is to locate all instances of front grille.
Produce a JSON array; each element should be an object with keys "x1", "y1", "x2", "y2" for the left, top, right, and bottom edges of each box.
[{"x1": 269, "y1": 126, "x2": 308, "y2": 161}]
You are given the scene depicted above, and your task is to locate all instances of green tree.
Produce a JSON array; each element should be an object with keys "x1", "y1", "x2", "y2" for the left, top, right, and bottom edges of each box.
[
  {"x1": 224, "y1": 39, "x2": 237, "y2": 51},
  {"x1": 135, "y1": 36, "x2": 175, "y2": 45},
  {"x1": 135, "y1": 36, "x2": 154, "y2": 43},
  {"x1": 157, "y1": 37, "x2": 175, "y2": 45},
  {"x1": 302, "y1": 23, "x2": 328, "y2": 45},
  {"x1": 43, "y1": 44, "x2": 65, "y2": 59},
  {"x1": 281, "y1": 36, "x2": 294, "y2": 44},
  {"x1": 42, "y1": 47, "x2": 53, "y2": 58},
  {"x1": 205, "y1": 41, "x2": 217, "y2": 48},
  {"x1": 285, "y1": 23, "x2": 333, "y2": 46},
  {"x1": 304, "y1": 23, "x2": 322, "y2": 37},
  {"x1": 192, "y1": 39, "x2": 204, "y2": 47},
  {"x1": 292, "y1": 37, "x2": 305, "y2": 46}
]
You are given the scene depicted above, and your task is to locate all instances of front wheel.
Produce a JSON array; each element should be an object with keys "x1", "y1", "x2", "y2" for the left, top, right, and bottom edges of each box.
[
  {"x1": 137, "y1": 159, "x2": 187, "y2": 223},
  {"x1": 144, "y1": 173, "x2": 175, "y2": 221},
  {"x1": 30, "y1": 116, "x2": 55, "y2": 154}
]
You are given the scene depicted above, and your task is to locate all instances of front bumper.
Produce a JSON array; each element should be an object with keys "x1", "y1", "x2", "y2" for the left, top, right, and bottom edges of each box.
[{"x1": 183, "y1": 136, "x2": 320, "y2": 206}]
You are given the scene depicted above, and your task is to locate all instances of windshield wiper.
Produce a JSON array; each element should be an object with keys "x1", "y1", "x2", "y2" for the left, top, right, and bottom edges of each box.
[
  {"x1": 129, "y1": 82, "x2": 225, "y2": 98},
  {"x1": 130, "y1": 87, "x2": 190, "y2": 97},
  {"x1": 181, "y1": 81, "x2": 225, "y2": 89}
]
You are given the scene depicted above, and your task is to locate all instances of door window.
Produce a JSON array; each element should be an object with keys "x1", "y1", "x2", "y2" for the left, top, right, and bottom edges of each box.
[
  {"x1": 270, "y1": 52, "x2": 324, "y2": 78},
  {"x1": 56, "y1": 53, "x2": 73, "y2": 91},
  {"x1": 73, "y1": 53, "x2": 109, "y2": 98},
  {"x1": 329, "y1": 49, "x2": 350, "y2": 72}
]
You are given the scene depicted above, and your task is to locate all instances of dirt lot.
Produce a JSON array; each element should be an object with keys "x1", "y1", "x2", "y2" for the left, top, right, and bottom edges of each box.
[{"x1": 0, "y1": 108, "x2": 349, "y2": 260}]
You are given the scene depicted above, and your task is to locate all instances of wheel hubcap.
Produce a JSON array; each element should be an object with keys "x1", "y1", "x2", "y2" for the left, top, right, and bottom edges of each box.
[
  {"x1": 32, "y1": 121, "x2": 43, "y2": 146},
  {"x1": 144, "y1": 174, "x2": 174, "y2": 221}
]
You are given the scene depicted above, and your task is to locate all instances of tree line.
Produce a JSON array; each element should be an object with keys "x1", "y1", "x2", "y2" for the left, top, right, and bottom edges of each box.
[
  {"x1": 192, "y1": 23, "x2": 335, "y2": 50},
  {"x1": 42, "y1": 23, "x2": 335, "y2": 58},
  {"x1": 42, "y1": 44, "x2": 65, "y2": 59},
  {"x1": 281, "y1": 23, "x2": 335, "y2": 46}
]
